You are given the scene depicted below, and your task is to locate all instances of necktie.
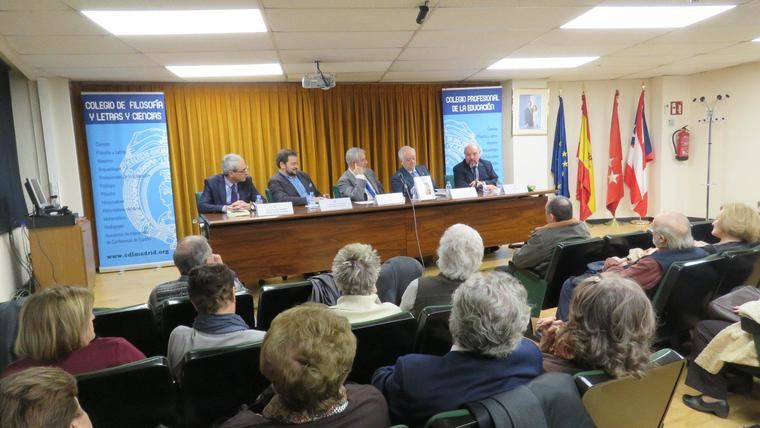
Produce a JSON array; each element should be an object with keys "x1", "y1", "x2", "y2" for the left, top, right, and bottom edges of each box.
[
  {"x1": 411, "y1": 169, "x2": 419, "y2": 177},
  {"x1": 230, "y1": 184, "x2": 239, "y2": 203},
  {"x1": 289, "y1": 175, "x2": 308, "y2": 198},
  {"x1": 472, "y1": 166, "x2": 480, "y2": 182},
  {"x1": 365, "y1": 181, "x2": 377, "y2": 198}
]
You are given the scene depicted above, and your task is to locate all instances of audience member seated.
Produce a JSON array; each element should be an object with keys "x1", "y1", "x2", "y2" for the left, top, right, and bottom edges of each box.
[
  {"x1": 503, "y1": 196, "x2": 590, "y2": 276},
  {"x1": 0, "y1": 298, "x2": 24, "y2": 373},
  {"x1": 0, "y1": 367, "x2": 92, "y2": 428},
  {"x1": 538, "y1": 275, "x2": 655, "y2": 377},
  {"x1": 329, "y1": 243, "x2": 402, "y2": 324},
  {"x1": 337, "y1": 147, "x2": 384, "y2": 202},
  {"x1": 221, "y1": 304, "x2": 390, "y2": 427},
  {"x1": 372, "y1": 271, "x2": 542, "y2": 426},
  {"x1": 167, "y1": 264, "x2": 265, "y2": 380},
  {"x1": 400, "y1": 223, "x2": 484, "y2": 315},
  {"x1": 696, "y1": 202, "x2": 760, "y2": 254},
  {"x1": 682, "y1": 298, "x2": 760, "y2": 419},
  {"x1": 198, "y1": 153, "x2": 264, "y2": 213},
  {"x1": 268, "y1": 149, "x2": 327, "y2": 206},
  {"x1": 556, "y1": 211, "x2": 708, "y2": 320},
  {"x1": 148, "y1": 235, "x2": 244, "y2": 323},
  {"x1": 2, "y1": 287, "x2": 144, "y2": 378}
]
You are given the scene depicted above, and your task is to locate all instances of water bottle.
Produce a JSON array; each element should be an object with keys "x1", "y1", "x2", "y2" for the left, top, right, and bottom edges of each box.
[
  {"x1": 306, "y1": 192, "x2": 315, "y2": 207},
  {"x1": 445, "y1": 181, "x2": 452, "y2": 199},
  {"x1": 255, "y1": 194, "x2": 263, "y2": 205}
]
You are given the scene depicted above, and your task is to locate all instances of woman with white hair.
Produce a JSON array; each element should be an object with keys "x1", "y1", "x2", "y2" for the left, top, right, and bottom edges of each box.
[
  {"x1": 400, "y1": 223, "x2": 484, "y2": 316},
  {"x1": 373, "y1": 271, "x2": 542, "y2": 426},
  {"x1": 329, "y1": 243, "x2": 402, "y2": 324}
]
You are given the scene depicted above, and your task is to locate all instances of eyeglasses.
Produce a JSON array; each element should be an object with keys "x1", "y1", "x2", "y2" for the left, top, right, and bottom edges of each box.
[{"x1": 233, "y1": 167, "x2": 249, "y2": 174}]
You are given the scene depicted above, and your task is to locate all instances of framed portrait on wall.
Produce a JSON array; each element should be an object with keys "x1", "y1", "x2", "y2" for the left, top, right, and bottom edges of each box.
[{"x1": 512, "y1": 89, "x2": 550, "y2": 135}]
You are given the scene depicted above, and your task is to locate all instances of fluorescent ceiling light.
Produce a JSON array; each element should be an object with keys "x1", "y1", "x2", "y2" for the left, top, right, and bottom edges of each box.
[
  {"x1": 166, "y1": 64, "x2": 283, "y2": 78},
  {"x1": 753, "y1": 37, "x2": 760, "y2": 42},
  {"x1": 488, "y1": 57, "x2": 599, "y2": 70},
  {"x1": 561, "y1": 6, "x2": 735, "y2": 29},
  {"x1": 81, "y1": 9, "x2": 267, "y2": 35}
]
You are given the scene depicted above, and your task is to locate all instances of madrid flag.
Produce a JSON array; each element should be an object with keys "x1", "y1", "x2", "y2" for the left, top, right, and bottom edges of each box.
[
  {"x1": 606, "y1": 90, "x2": 624, "y2": 216},
  {"x1": 624, "y1": 90, "x2": 655, "y2": 217},
  {"x1": 576, "y1": 93, "x2": 595, "y2": 221}
]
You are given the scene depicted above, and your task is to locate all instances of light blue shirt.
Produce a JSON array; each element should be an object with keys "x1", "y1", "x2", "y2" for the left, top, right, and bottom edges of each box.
[{"x1": 284, "y1": 173, "x2": 308, "y2": 197}]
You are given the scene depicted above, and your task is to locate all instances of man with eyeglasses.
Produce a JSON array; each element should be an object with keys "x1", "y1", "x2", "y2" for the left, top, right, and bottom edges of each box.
[{"x1": 198, "y1": 153, "x2": 265, "y2": 213}]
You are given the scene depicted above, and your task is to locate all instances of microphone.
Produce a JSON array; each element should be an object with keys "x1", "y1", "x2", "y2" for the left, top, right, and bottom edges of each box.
[{"x1": 401, "y1": 171, "x2": 425, "y2": 268}]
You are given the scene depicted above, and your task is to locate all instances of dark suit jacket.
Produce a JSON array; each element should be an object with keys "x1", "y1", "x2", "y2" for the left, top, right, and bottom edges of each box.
[
  {"x1": 452, "y1": 159, "x2": 499, "y2": 188},
  {"x1": 198, "y1": 174, "x2": 263, "y2": 213},
  {"x1": 267, "y1": 171, "x2": 321, "y2": 206},
  {"x1": 390, "y1": 165, "x2": 436, "y2": 198},
  {"x1": 372, "y1": 338, "x2": 542, "y2": 426},
  {"x1": 336, "y1": 169, "x2": 385, "y2": 202}
]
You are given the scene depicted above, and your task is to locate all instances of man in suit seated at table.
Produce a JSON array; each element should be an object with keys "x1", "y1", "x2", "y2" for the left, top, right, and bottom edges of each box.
[
  {"x1": 197, "y1": 153, "x2": 264, "y2": 213},
  {"x1": 267, "y1": 149, "x2": 327, "y2": 206},
  {"x1": 372, "y1": 271, "x2": 542, "y2": 426},
  {"x1": 337, "y1": 147, "x2": 384, "y2": 202},
  {"x1": 148, "y1": 235, "x2": 244, "y2": 323},
  {"x1": 452, "y1": 143, "x2": 499, "y2": 191},
  {"x1": 390, "y1": 145, "x2": 436, "y2": 199}
]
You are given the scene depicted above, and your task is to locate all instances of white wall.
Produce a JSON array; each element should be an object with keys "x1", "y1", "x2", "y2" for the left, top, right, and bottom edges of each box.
[{"x1": 686, "y1": 61, "x2": 760, "y2": 219}]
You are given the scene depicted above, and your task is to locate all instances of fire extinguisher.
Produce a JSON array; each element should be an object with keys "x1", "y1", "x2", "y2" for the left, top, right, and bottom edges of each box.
[{"x1": 672, "y1": 126, "x2": 689, "y2": 161}]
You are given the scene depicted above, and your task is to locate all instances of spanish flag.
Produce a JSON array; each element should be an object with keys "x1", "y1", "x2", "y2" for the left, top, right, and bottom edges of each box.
[{"x1": 576, "y1": 93, "x2": 595, "y2": 221}]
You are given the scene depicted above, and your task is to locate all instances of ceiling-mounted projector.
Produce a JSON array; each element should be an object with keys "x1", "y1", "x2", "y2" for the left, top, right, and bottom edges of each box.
[{"x1": 302, "y1": 61, "x2": 335, "y2": 90}]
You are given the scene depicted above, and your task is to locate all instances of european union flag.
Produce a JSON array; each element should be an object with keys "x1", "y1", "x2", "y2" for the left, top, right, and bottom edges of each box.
[{"x1": 551, "y1": 96, "x2": 570, "y2": 197}]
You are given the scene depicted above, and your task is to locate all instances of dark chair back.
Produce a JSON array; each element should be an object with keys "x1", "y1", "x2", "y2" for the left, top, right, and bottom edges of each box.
[
  {"x1": 603, "y1": 230, "x2": 653, "y2": 258},
  {"x1": 652, "y1": 256, "x2": 726, "y2": 342},
  {"x1": 715, "y1": 247, "x2": 760, "y2": 297},
  {"x1": 265, "y1": 188, "x2": 273, "y2": 201},
  {"x1": 690, "y1": 220, "x2": 719, "y2": 244},
  {"x1": 425, "y1": 409, "x2": 477, "y2": 428},
  {"x1": 77, "y1": 356, "x2": 176, "y2": 428},
  {"x1": 349, "y1": 312, "x2": 416, "y2": 384},
  {"x1": 543, "y1": 238, "x2": 606, "y2": 308},
  {"x1": 161, "y1": 291, "x2": 257, "y2": 345},
  {"x1": 256, "y1": 280, "x2": 313, "y2": 330},
  {"x1": 332, "y1": 185, "x2": 341, "y2": 198},
  {"x1": 414, "y1": 305, "x2": 453, "y2": 356},
  {"x1": 93, "y1": 304, "x2": 161, "y2": 357},
  {"x1": 182, "y1": 341, "x2": 268, "y2": 428},
  {"x1": 376, "y1": 256, "x2": 424, "y2": 304}
]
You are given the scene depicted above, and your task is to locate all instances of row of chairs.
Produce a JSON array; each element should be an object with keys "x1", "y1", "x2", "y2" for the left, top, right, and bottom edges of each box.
[{"x1": 80, "y1": 307, "x2": 451, "y2": 427}]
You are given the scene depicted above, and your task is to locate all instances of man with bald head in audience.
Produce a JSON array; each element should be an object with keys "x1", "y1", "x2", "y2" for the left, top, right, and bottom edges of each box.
[
  {"x1": 555, "y1": 211, "x2": 709, "y2": 320},
  {"x1": 148, "y1": 235, "x2": 244, "y2": 322}
]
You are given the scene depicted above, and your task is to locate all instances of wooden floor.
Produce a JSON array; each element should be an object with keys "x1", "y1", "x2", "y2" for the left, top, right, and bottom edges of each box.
[{"x1": 93, "y1": 221, "x2": 760, "y2": 426}]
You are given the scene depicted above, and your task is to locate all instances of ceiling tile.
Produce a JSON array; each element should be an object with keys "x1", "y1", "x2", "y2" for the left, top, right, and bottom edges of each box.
[
  {"x1": 265, "y1": 9, "x2": 419, "y2": 32},
  {"x1": 399, "y1": 46, "x2": 508, "y2": 61},
  {"x1": 610, "y1": 42, "x2": 735, "y2": 58},
  {"x1": 6, "y1": 35, "x2": 136, "y2": 54},
  {"x1": 23, "y1": 53, "x2": 158, "y2": 68},
  {"x1": 648, "y1": 25, "x2": 759, "y2": 44},
  {"x1": 278, "y1": 48, "x2": 401, "y2": 63},
  {"x1": 120, "y1": 34, "x2": 274, "y2": 53},
  {"x1": 0, "y1": 0, "x2": 71, "y2": 11},
  {"x1": 468, "y1": 69, "x2": 553, "y2": 81},
  {"x1": 382, "y1": 69, "x2": 481, "y2": 82},
  {"x1": 64, "y1": 0, "x2": 261, "y2": 9},
  {"x1": 0, "y1": 11, "x2": 105, "y2": 35},
  {"x1": 532, "y1": 29, "x2": 668, "y2": 47},
  {"x1": 146, "y1": 50, "x2": 280, "y2": 66},
  {"x1": 390, "y1": 59, "x2": 493, "y2": 72},
  {"x1": 409, "y1": 30, "x2": 545, "y2": 49},
  {"x1": 262, "y1": 0, "x2": 418, "y2": 7},
  {"x1": 283, "y1": 61, "x2": 391, "y2": 74},
  {"x1": 44, "y1": 66, "x2": 178, "y2": 81},
  {"x1": 509, "y1": 43, "x2": 628, "y2": 57},
  {"x1": 274, "y1": 32, "x2": 413, "y2": 49},
  {"x1": 423, "y1": 7, "x2": 588, "y2": 31}
]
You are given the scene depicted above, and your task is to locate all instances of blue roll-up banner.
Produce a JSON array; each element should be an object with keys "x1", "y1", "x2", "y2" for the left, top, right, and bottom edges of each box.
[
  {"x1": 81, "y1": 92, "x2": 177, "y2": 271},
  {"x1": 442, "y1": 86, "x2": 503, "y2": 183}
]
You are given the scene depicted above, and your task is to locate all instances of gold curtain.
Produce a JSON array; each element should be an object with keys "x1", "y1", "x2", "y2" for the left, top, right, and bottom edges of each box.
[{"x1": 73, "y1": 82, "x2": 463, "y2": 241}]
